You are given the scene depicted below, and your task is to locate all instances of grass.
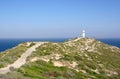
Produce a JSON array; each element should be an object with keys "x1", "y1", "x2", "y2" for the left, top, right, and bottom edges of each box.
[
  {"x1": 0, "y1": 44, "x2": 28, "y2": 68},
  {"x1": 27, "y1": 38, "x2": 120, "y2": 79},
  {"x1": 17, "y1": 60, "x2": 80, "y2": 79},
  {"x1": 0, "y1": 38, "x2": 120, "y2": 79}
]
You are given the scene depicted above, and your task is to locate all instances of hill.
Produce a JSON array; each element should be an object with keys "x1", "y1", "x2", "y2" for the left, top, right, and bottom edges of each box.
[{"x1": 0, "y1": 38, "x2": 120, "y2": 79}]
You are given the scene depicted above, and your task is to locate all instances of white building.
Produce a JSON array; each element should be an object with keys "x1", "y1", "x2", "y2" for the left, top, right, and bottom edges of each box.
[{"x1": 82, "y1": 30, "x2": 85, "y2": 38}]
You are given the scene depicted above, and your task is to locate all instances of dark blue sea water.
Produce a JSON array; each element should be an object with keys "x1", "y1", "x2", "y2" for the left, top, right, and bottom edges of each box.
[
  {"x1": 0, "y1": 38, "x2": 120, "y2": 52},
  {"x1": 98, "y1": 39, "x2": 120, "y2": 48},
  {"x1": 0, "y1": 38, "x2": 67, "y2": 52}
]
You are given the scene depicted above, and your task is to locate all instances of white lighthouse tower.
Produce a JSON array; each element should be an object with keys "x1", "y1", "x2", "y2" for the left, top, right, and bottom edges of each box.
[{"x1": 82, "y1": 30, "x2": 85, "y2": 38}]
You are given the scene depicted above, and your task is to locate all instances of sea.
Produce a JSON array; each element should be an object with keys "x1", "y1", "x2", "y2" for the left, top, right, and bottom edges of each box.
[{"x1": 0, "y1": 38, "x2": 120, "y2": 52}]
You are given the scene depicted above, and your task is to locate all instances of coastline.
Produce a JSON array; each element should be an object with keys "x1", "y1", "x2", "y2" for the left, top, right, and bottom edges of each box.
[{"x1": 0, "y1": 38, "x2": 120, "y2": 52}]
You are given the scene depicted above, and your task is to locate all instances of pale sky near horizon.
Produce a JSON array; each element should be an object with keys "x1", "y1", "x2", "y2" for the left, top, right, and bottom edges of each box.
[{"x1": 0, "y1": 0, "x2": 120, "y2": 38}]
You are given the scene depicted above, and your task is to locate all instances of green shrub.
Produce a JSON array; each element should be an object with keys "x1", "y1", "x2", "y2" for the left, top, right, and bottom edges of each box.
[{"x1": 0, "y1": 64, "x2": 4, "y2": 68}]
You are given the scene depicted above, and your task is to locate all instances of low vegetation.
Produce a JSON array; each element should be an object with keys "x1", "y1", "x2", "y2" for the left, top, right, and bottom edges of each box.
[
  {"x1": 0, "y1": 42, "x2": 32, "y2": 68},
  {"x1": 0, "y1": 38, "x2": 120, "y2": 79}
]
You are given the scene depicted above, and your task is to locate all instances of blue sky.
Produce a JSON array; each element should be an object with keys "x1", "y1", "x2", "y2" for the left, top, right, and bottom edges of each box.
[{"x1": 0, "y1": 0, "x2": 120, "y2": 38}]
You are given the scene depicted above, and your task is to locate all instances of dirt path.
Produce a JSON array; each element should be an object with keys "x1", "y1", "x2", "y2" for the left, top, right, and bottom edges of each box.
[{"x1": 0, "y1": 42, "x2": 46, "y2": 74}]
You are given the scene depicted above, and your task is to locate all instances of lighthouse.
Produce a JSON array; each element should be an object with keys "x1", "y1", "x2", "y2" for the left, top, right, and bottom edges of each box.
[{"x1": 82, "y1": 30, "x2": 85, "y2": 38}]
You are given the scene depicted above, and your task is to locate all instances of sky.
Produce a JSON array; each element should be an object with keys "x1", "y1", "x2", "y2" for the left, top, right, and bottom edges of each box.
[{"x1": 0, "y1": 0, "x2": 120, "y2": 38}]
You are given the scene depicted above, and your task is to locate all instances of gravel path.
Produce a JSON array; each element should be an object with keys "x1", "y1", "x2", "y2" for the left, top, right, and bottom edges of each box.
[{"x1": 0, "y1": 42, "x2": 46, "y2": 74}]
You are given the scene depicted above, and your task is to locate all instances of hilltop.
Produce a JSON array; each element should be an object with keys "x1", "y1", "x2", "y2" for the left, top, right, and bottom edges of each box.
[{"x1": 0, "y1": 38, "x2": 120, "y2": 79}]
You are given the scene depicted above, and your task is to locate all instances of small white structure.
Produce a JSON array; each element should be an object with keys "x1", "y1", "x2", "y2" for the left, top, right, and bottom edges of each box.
[{"x1": 82, "y1": 30, "x2": 86, "y2": 38}]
